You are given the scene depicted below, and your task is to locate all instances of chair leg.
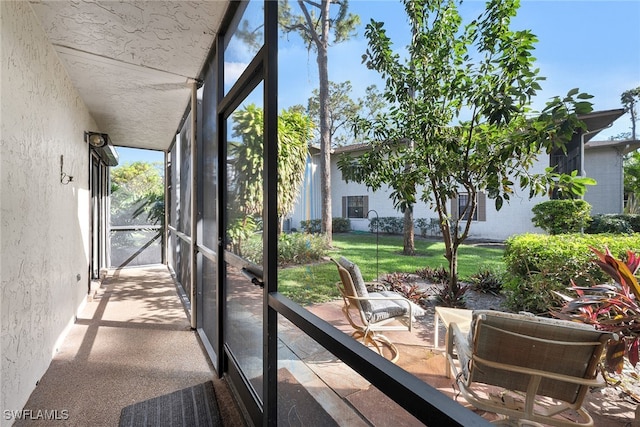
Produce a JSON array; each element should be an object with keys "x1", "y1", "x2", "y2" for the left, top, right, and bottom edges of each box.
[
  {"x1": 371, "y1": 333, "x2": 400, "y2": 363},
  {"x1": 351, "y1": 330, "x2": 400, "y2": 363},
  {"x1": 351, "y1": 330, "x2": 382, "y2": 353}
]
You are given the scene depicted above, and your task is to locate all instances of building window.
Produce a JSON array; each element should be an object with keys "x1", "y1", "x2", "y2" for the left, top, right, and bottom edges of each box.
[
  {"x1": 458, "y1": 193, "x2": 477, "y2": 221},
  {"x1": 342, "y1": 195, "x2": 368, "y2": 218},
  {"x1": 452, "y1": 192, "x2": 486, "y2": 222}
]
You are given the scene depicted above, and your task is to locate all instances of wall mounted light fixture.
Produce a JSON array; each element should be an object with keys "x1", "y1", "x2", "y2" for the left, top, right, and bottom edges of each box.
[
  {"x1": 84, "y1": 131, "x2": 109, "y2": 148},
  {"x1": 84, "y1": 130, "x2": 119, "y2": 166},
  {"x1": 60, "y1": 155, "x2": 73, "y2": 184}
]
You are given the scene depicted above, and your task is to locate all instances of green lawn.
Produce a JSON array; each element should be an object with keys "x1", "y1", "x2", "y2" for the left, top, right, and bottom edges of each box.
[{"x1": 278, "y1": 233, "x2": 505, "y2": 305}]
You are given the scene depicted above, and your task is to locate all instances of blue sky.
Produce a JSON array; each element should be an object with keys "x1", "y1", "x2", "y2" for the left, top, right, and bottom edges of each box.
[
  {"x1": 120, "y1": 0, "x2": 640, "y2": 165},
  {"x1": 278, "y1": 0, "x2": 640, "y2": 140},
  {"x1": 116, "y1": 146, "x2": 164, "y2": 166}
]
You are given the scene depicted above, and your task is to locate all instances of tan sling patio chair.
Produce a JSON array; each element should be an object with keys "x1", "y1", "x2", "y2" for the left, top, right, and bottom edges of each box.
[
  {"x1": 446, "y1": 310, "x2": 616, "y2": 427},
  {"x1": 331, "y1": 257, "x2": 422, "y2": 362}
]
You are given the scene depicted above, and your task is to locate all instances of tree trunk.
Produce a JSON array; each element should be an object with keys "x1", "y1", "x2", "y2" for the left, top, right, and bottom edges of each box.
[
  {"x1": 402, "y1": 137, "x2": 416, "y2": 255},
  {"x1": 631, "y1": 105, "x2": 637, "y2": 141},
  {"x1": 435, "y1": 190, "x2": 463, "y2": 307},
  {"x1": 403, "y1": 206, "x2": 415, "y2": 255},
  {"x1": 447, "y1": 240, "x2": 460, "y2": 303},
  {"x1": 318, "y1": 1, "x2": 333, "y2": 245}
]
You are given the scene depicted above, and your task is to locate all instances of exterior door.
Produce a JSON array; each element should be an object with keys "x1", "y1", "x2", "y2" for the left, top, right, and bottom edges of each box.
[
  {"x1": 90, "y1": 155, "x2": 102, "y2": 279},
  {"x1": 222, "y1": 81, "x2": 265, "y2": 425},
  {"x1": 216, "y1": 2, "x2": 269, "y2": 423},
  {"x1": 90, "y1": 153, "x2": 111, "y2": 280}
]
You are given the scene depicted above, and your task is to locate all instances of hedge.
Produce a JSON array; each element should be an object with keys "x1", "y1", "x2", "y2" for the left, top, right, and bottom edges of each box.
[
  {"x1": 300, "y1": 218, "x2": 351, "y2": 233},
  {"x1": 369, "y1": 216, "x2": 404, "y2": 234},
  {"x1": 585, "y1": 214, "x2": 640, "y2": 234},
  {"x1": 503, "y1": 233, "x2": 640, "y2": 314}
]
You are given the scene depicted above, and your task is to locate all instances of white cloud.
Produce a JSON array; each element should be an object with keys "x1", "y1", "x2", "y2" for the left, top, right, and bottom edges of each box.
[{"x1": 224, "y1": 61, "x2": 249, "y2": 84}]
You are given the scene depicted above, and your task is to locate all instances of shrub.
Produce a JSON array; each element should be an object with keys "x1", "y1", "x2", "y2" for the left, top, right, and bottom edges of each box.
[
  {"x1": 503, "y1": 272, "x2": 564, "y2": 315},
  {"x1": 227, "y1": 216, "x2": 258, "y2": 256},
  {"x1": 299, "y1": 219, "x2": 321, "y2": 234},
  {"x1": 435, "y1": 283, "x2": 469, "y2": 308},
  {"x1": 300, "y1": 218, "x2": 351, "y2": 233},
  {"x1": 503, "y1": 233, "x2": 640, "y2": 314},
  {"x1": 278, "y1": 232, "x2": 330, "y2": 265},
  {"x1": 585, "y1": 214, "x2": 634, "y2": 234},
  {"x1": 332, "y1": 217, "x2": 351, "y2": 233},
  {"x1": 416, "y1": 266, "x2": 449, "y2": 284},
  {"x1": 241, "y1": 232, "x2": 330, "y2": 266},
  {"x1": 381, "y1": 272, "x2": 413, "y2": 287},
  {"x1": 469, "y1": 266, "x2": 504, "y2": 295},
  {"x1": 531, "y1": 199, "x2": 591, "y2": 234},
  {"x1": 626, "y1": 214, "x2": 640, "y2": 231},
  {"x1": 381, "y1": 272, "x2": 428, "y2": 306},
  {"x1": 415, "y1": 218, "x2": 429, "y2": 237},
  {"x1": 369, "y1": 216, "x2": 404, "y2": 234},
  {"x1": 415, "y1": 218, "x2": 441, "y2": 237},
  {"x1": 553, "y1": 247, "x2": 640, "y2": 372},
  {"x1": 414, "y1": 265, "x2": 470, "y2": 306}
]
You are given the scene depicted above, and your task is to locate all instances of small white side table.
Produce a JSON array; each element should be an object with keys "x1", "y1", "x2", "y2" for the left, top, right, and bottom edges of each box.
[{"x1": 434, "y1": 306, "x2": 473, "y2": 349}]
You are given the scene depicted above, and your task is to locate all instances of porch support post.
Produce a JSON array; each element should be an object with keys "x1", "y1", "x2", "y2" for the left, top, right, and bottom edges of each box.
[
  {"x1": 190, "y1": 81, "x2": 198, "y2": 329},
  {"x1": 263, "y1": 1, "x2": 279, "y2": 423}
]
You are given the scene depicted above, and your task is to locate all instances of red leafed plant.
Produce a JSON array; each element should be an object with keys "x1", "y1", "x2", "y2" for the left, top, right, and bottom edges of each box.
[{"x1": 552, "y1": 247, "x2": 640, "y2": 373}]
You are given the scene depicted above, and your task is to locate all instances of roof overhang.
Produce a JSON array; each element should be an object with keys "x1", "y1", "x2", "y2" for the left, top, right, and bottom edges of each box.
[
  {"x1": 578, "y1": 108, "x2": 626, "y2": 143},
  {"x1": 585, "y1": 139, "x2": 640, "y2": 155},
  {"x1": 29, "y1": 0, "x2": 229, "y2": 152}
]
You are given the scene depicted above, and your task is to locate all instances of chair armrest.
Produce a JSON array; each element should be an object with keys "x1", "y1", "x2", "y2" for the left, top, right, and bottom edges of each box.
[
  {"x1": 472, "y1": 355, "x2": 607, "y2": 388},
  {"x1": 450, "y1": 322, "x2": 471, "y2": 353},
  {"x1": 344, "y1": 294, "x2": 413, "y2": 315},
  {"x1": 448, "y1": 322, "x2": 473, "y2": 383},
  {"x1": 345, "y1": 294, "x2": 408, "y2": 301}
]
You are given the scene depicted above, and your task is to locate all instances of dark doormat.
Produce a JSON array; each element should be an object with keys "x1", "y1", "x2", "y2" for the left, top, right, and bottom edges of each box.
[{"x1": 119, "y1": 381, "x2": 221, "y2": 427}]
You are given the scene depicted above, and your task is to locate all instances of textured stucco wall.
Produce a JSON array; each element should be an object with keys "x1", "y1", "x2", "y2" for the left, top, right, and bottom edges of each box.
[{"x1": 1, "y1": 1, "x2": 95, "y2": 420}]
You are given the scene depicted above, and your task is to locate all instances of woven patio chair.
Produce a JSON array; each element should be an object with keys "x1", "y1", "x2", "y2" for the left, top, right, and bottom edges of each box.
[
  {"x1": 331, "y1": 257, "x2": 422, "y2": 362},
  {"x1": 446, "y1": 310, "x2": 616, "y2": 426}
]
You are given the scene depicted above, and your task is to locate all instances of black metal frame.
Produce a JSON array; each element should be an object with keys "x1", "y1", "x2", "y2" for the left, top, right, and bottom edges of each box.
[
  {"x1": 167, "y1": 1, "x2": 494, "y2": 425},
  {"x1": 270, "y1": 293, "x2": 488, "y2": 426},
  {"x1": 263, "y1": 2, "x2": 279, "y2": 423},
  {"x1": 216, "y1": 3, "x2": 268, "y2": 424},
  {"x1": 89, "y1": 151, "x2": 103, "y2": 282}
]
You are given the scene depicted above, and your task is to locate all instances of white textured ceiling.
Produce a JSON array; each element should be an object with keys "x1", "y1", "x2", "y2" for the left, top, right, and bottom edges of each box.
[{"x1": 29, "y1": 0, "x2": 228, "y2": 151}]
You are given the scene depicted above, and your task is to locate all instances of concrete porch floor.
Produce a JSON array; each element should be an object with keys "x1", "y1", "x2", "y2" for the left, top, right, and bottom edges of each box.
[
  {"x1": 14, "y1": 265, "x2": 244, "y2": 427},
  {"x1": 15, "y1": 265, "x2": 637, "y2": 426}
]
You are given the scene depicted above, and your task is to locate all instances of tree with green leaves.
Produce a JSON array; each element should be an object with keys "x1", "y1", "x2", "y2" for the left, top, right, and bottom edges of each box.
[
  {"x1": 307, "y1": 81, "x2": 385, "y2": 147},
  {"x1": 229, "y1": 104, "x2": 313, "y2": 234},
  {"x1": 624, "y1": 150, "x2": 640, "y2": 213},
  {"x1": 621, "y1": 87, "x2": 640, "y2": 211},
  {"x1": 279, "y1": 0, "x2": 360, "y2": 244},
  {"x1": 546, "y1": 168, "x2": 596, "y2": 200},
  {"x1": 307, "y1": 80, "x2": 359, "y2": 148},
  {"x1": 111, "y1": 161, "x2": 164, "y2": 226},
  {"x1": 621, "y1": 86, "x2": 640, "y2": 140},
  {"x1": 339, "y1": 0, "x2": 592, "y2": 306}
]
